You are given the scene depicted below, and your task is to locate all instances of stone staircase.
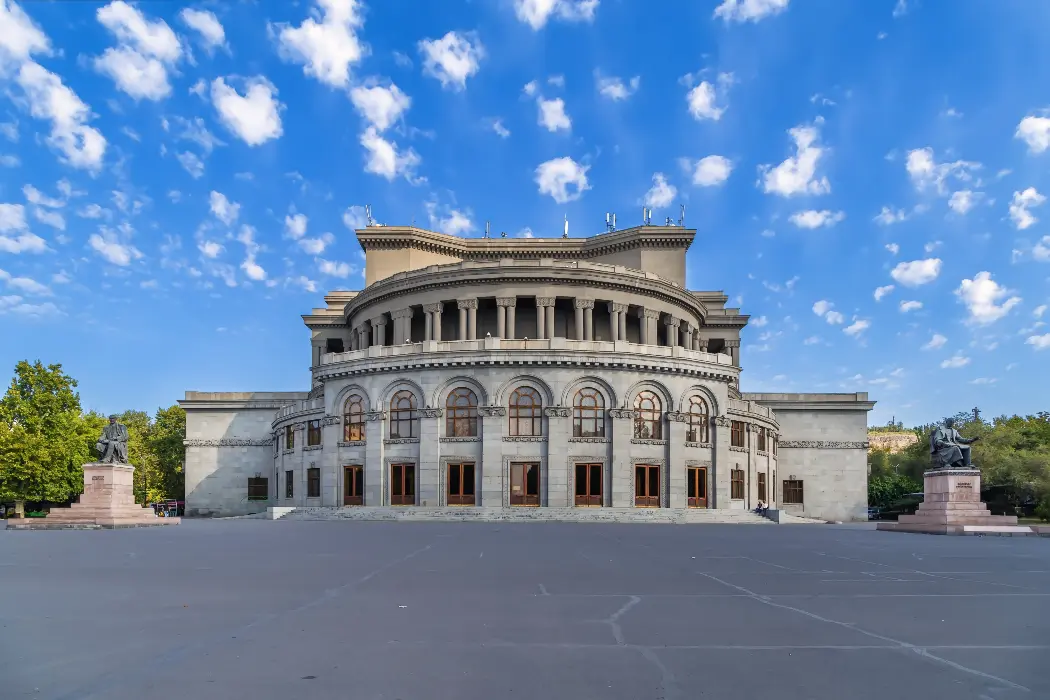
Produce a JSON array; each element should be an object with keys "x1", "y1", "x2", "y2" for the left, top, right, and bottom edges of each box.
[{"x1": 270, "y1": 506, "x2": 773, "y2": 524}]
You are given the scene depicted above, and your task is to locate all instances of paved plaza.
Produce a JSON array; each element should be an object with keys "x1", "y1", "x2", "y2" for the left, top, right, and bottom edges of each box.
[{"x1": 1, "y1": 521, "x2": 1047, "y2": 700}]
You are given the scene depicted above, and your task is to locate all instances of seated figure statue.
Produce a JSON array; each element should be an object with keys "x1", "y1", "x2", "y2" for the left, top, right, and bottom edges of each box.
[
  {"x1": 929, "y1": 417, "x2": 979, "y2": 470},
  {"x1": 96, "y1": 414, "x2": 130, "y2": 464}
]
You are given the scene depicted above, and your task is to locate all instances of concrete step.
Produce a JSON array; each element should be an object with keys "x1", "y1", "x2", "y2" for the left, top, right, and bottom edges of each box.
[{"x1": 275, "y1": 506, "x2": 774, "y2": 524}]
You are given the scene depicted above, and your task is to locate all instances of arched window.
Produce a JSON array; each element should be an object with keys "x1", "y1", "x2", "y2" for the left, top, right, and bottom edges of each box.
[
  {"x1": 509, "y1": 387, "x2": 542, "y2": 436},
  {"x1": 389, "y1": 390, "x2": 418, "y2": 439},
  {"x1": 445, "y1": 387, "x2": 479, "y2": 437},
  {"x1": 343, "y1": 394, "x2": 365, "y2": 441},
  {"x1": 573, "y1": 388, "x2": 605, "y2": 438},
  {"x1": 687, "y1": 396, "x2": 709, "y2": 443},
  {"x1": 633, "y1": 391, "x2": 663, "y2": 439}
]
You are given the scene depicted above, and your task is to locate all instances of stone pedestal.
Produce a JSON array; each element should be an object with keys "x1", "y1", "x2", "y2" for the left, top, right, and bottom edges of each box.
[
  {"x1": 7, "y1": 463, "x2": 180, "y2": 530},
  {"x1": 877, "y1": 469, "x2": 1031, "y2": 536}
]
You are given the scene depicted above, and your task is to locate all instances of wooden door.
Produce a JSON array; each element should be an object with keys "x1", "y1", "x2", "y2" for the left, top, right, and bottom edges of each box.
[
  {"x1": 447, "y1": 463, "x2": 476, "y2": 506},
  {"x1": 510, "y1": 463, "x2": 540, "y2": 506},
  {"x1": 390, "y1": 463, "x2": 415, "y2": 505},
  {"x1": 343, "y1": 466, "x2": 363, "y2": 506},
  {"x1": 687, "y1": 467, "x2": 708, "y2": 508},
  {"x1": 634, "y1": 464, "x2": 660, "y2": 507},
  {"x1": 574, "y1": 463, "x2": 603, "y2": 507}
]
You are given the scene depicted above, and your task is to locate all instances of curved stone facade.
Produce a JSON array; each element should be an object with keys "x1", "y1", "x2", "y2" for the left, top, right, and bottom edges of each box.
[{"x1": 181, "y1": 224, "x2": 875, "y2": 521}]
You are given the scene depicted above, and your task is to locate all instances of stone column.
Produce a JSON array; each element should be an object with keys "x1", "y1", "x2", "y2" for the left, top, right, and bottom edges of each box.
[
  {"x1": 667, "y1": 412, "x2": 688, "y2": 508},
  {"x1": 726, "y1": 339, "x2": 740, "y2": 367},
  {"x1": 610, "y1": 409, "x2": 634, "y2": 507},
  {"x1": 544, "y1": 298, "x2": 556, "y2": 340},
  {"x1": 536, "y1": 297, "x2": 554, "y2": 339},
  {"x1": 457, "y1": 299, "x2": 472, "y2": 340},
  {"x1": 418, "y1": 408, "x2": 442, "y2": 507},
  {"x1": 424, "y1": 310, "x2": 433, "y2": 341},
  {"x1": 697, "y1": 337, "x2": 708, "y2": 353},
  {"x1": 496, "y1": 298, "x2": 515, "y2": 339},
  {"x1": 372, "y1": 316, "x2": 387, "y2": 346},
  {"x1": 506, "y1": 302, "x2": 516, "y2": 340},
  {"x1": 321, "y1": 415, "x2": 341, "y2": 506},
  {"x1": 636, "y1": 308, "x2": 648, "y2": 344},
  {"x1": 574, "y1": 301, "x2": 585, "y2": 340},
  {"x1": 608, "y1": 302, "x2": 627, "y2": 342},
  {"x1": 536, "y1": 304, "x2": 545, "y2": 339},
  {"x1": 467, "y1": 302, "x2": 478, "y2": 341},
  {"x1": 423, "y1": 303, "x2": 442, "y2": 342},
  {"x1": 711, "y1": 415, "x2": 731, "y2": 510},
  {"x1": 364, "y1": 411, "x2": 385, "y2": 505},
  {"x1": 584, "y1": 304, "x2": 594, "y2": 340},
  {"x1": 544, "y1": 407, "x2": 570, "y2": 507},
  {"x1": 479, "y1": 406, "x2": 506, "y2": 506},
  {"x1": 664, "y1": 316, "x2": 680, "y2": 347},
  {"x1": 392, "y1": 308, "x2": 413, "y2": 344},
  {"x1": 618, "y1": 307, "x2": 628, "y2": 342},
  {"x1": 639, "y1": 309, "x2": 660, "y2": 345}
]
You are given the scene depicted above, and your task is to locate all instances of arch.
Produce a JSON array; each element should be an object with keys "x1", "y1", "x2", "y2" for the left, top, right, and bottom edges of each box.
[
  {"x1": 633, "y1": 390, "x2": 664, "y2": 440},
  {"x1": 445, "y1": 386, "x2": 479, "y2": 437},
  {"x1": 623, "y1": 379, "x2": 673, "y2": 411},
  {"x1": 493, "y1": 374, "x2": 554, "y2": 407},
  {"x1": 676, "y1": 383, "x2": 721, "y2": 416},
  {"x1": 685, "y1": 394, "x2": 710, "y2": 443},
  {"x1": 430, "y1": 375, "x2": 489, "y2": 409},
  {"x1": 379, "y1": 378, "x2": 426, "y2": 409},
  {"x1": 331, "y1": 382, "x2": 372, "y2": 415},
  {"x1": 508, "y1": 386, "x2": 543, "y2": 436},
  {"x1": 389, "y1": 389, "x2": 419, "y2": 439},
  {"x1": 559, "y1": 375, "x2": 617, "y2": 410},
  {"x1": 342, "y1": 393, "x2": 367, "y2": 442},
  {"x1": 572, "y1": 386, "x2": 606, "y2": 438}
]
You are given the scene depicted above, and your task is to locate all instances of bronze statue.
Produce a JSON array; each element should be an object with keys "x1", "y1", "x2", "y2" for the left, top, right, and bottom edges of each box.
[
  {"x1": 96, "y1": 415, "x2": 129, "y2": 464},
  {"x1": 929, "y1": 417, "x2": 979, "y2": 470}
]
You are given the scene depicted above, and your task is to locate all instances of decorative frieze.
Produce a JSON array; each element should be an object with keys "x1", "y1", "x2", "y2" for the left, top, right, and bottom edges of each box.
[
  {"x1": 322, "y1": 416, "x2": 341, "y2": 426},
  {"x1": 390, "y1": 308, "x2": 414, "y2": 319},
  {"x1": 338, "y1": 441, "x2": 367, "y2": 448},
  {"x1": 495, "y1": 297, "x2": 516, "y2": 307},
  {"x1": 642, "y1": 308, "x2": 661, "y2": 319},
  {"x1": 282, "y1": 449, "x2": 295, "y2": 455},
  {"x1": 711, "y1": 415, "x2": 731, "y2": 428},
  {"x1": 666, "y1": 412, "x2": 690, "y2": 423},
  {"x1": 440, "y1": 436, "x2": 481, "y2": 443},
  {"x1": 684, "y1": 442, "x2": 712, "y2": 449},
  {"x1": 384, "y1": 438, "x2": 420, "y2": 445},
  {"x1": 569, "y1": 437, "x2": 609, "y2": 443},
  {"x1": 544, "y1": 407, "x2": 570, "y2": 417},
  {"x1": 419, "y1": 407, "x2": 444, "y2": 418},
  {"x1": 631, "y1": 438, "x2": 668, "y2": 446},
  {"x1": 293, "y1": 422, "x2": 306, "y2": 431},
  {"x1": 503, "y1": 436, "x2": 547, "y2": 442},
  {"x1": 479, "y1": 406, "x2": 507, "y2": 417},
  {"x1": 729, "y1": 446, "x2": 748, "y2": 453},
  {"x1": 574, "y1": 298, "x2": 595, "y2": 309},
  {"x1": 607, "y1": 302, "x2": 628, "y2": 313},
  {"x1": 364, "y1": 411, "x2": 386, "y2": 422},
  {"x1": 303, "y1": 445, "x2": 323, "y2": 452},
  {"x1": 535, "y1": 297, "x2": 555, "y2": 307},
  {"x1": 184, "y1": 438, "x2": 274, "y2": 447},
  {"x1": 422, "y1": 302, "x2": 443, "y2": 313},
  {"x1": 456, "y1": 298, "x2": 478, "y2": 310},
  {"x1": 779, "y1": 440, "x2": 869, "y2": 449},
  {"x1": 663, "y1": 316, "x2": 680, "y2": 328},
  {"x1": 608, "y1": 408, "x2": 635, "y2": 420}
]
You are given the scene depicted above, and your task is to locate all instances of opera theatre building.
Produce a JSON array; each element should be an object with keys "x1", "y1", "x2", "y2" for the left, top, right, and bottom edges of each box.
[{"x1": 181, "y1": 223, "x2": 874, "y2": 522}]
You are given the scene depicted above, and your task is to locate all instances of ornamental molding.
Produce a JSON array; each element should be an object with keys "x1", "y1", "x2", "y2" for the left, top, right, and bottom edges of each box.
[
  {"x1": 503, "y1": 436, "x2": 547, "y2": 442},
  {"x1": 282, "y1": 449, "x2": 295, "y2": 455},
  {"x1": 569, "y1": 437, "x2": 609, "y2": 443},
  {"x1": 495, "y1": 297, "x2": 516, "y2": 307},
  {"x1": 308, "y1": 384, "x2": 325, "y2": 400},
  {"x1": 371, "y1": 316, "x2": 387, "y2": 326},
  {"x1": 756, "y1": 449, "x2": 769, "y2": 456},
  {"x1": 641, "y1": 309, "x2": 661, "y2": 319},
  {"x1": 322, "y1": 416, "x2": 341, "y2": 426},
  {"x1": 303, "y1": 445, "x2": 323, "y2": 452},
  {"x1": 684, "y1": 441, "x2": 712, "y2": 449},
  {"x1": 663, "y1": 316, "x2": 680, "y2": 327},
  {"x1": 536, "y1": 297, "x2": 555, "y2": 307},
  {"x1": 456, "y1": 298, "x2": 478, "y2": 310},
  {"x1": 390, "y1": 308, "x2": 414, "y2": 319},
  {"x1": 184, "y1": 438, "x2": 274, "y2": 447},
  {"x1": 631, "y1": 438, "x2": 668, "y2": 446},
  {"x1": 544, "y1": 407, "x2": 570, "y2": 417},
  {"x1": 422, "y1": 302, "x2": 443, "y2": 313},
  {"x1": 339, "y1": 441, "x2": 367, "y2": 448},
  {"x1": 607, "y1": 301, "x2": 628, "y2": 313},
  {"x1": 478, "y1": 406, "x2": 507, "y2": 417},
  {"x1": 666, "y1": 412, "x2": 691, "y2": 423},
  {"x1": 725, "y1": 339, "x2": 741, "y2": 348},
  {"x1": 574, "y1": 298, "x2": 595, "y2": 309},
  {"x1": 364, "y1": 411, "x2": 386, "y2": 422},
  {"x1": 729, "y1": 446, "x2": 748, "y2": 453},
  {"x1": 608, "y1": 408, "x2": 635, "y2": 420},
  {"x1": 384, "y1": 438, "x2": 420, "y2": 445},
  {"x1": 419, "y1": 407, "x2": 444, "y2": 418},
  {"x1": 293, "y1": 422, "x2": 306, "y2": 431},
  {"x1": 779, "y1": 440, "x2": 869, "y2": 449},
  {"x1": 440, "y1": 436, "x2": 481, "y2": 443},
  {"x1": 711, "y1": 415, "x2": 731, "y2": 428}
]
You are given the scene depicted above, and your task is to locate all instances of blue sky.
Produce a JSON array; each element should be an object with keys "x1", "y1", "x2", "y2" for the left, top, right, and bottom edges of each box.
[{"x1": 1, "y1": 0, "x2": 1048, "y2": 427}]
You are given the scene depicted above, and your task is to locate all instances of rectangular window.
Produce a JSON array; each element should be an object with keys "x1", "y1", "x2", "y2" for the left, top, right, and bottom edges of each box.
[
  {"x1": 307, "y1": 419, "x2": 322, "y2": 446},
  {"x1": 390, "y1": 463, "x2": 415, "y2": 505},
  {"x1": 772, "y1": 435, "x2": 777, "y2": 455},
  {"x1": 783, "y1": 479, "x2": 804, "y2": 504},
  {"x1": 686, "y1": 467, "x2": 707, "y2": 508},
  {"x1": 757, "y1": 472, "x2": 767, "y2": 503},
  {"x1": 447, "y1": 463, "x2": 476, "y2": 506},
  {"x1": 731, "y1": 468, "x2": 745, "y2": 500},
  {"x1": 730, "y1": 421, "x2": 745, "y2": 448},
  {"x1": 247, "y1": 477, "x2": 268, "y2": 501},
  {"x1": 285, "y1": 470, "x2": 294, "y2": 499},
  {"x1": 756, "y1": 427, "x2": 766, "y2": 452},
  {"x1": 285, "y1": 425, "x2": 295, "y2": 450},
  {"x1": 574, "y1": 463, "x2": 603, "y2": 507},
  {"x1": 509, "y1": 463, "x2": 541, "y2": 506},
  {"x1": 634, "y1": 464, "x2": 661, "y2": 508},
  {"x1": 344, "y1": 466, "x2": 363, "y2": 506},
  {"x1": 307, "y1": 467, "x2": 320, "y2": 498}
]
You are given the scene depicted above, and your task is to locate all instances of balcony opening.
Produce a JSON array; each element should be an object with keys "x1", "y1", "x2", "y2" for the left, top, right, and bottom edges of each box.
[
  {"x1": 708, "y1": 338, "x2": 726, "y2": 355},
  {"x1": 410, "y1": 306, "x2": 426, "y2": 343},
  {"x1": 477, "y1": 297, "x2": 498, "y2": 339},
  {"x1": 625, "y1": 305, "x2": 642, "y2": 344},
  {"x1": 518, "y1": 300, "x2": 538, "y2": 340},
  {"x1": 382, "y1": 312, "x2": 393, "y2": 347},
  {"x1": 325, "y1": 337, "x2": 344, "y2": 354},
  {"x1": 553, "y1": 298, "x2": 573, "y2": 338},
  {"x1": 440, "y1": 301, "x2": 457, "y2": 341},
  {"x1": 593, "y1": 303, "x2": 611, "y2": 342}
]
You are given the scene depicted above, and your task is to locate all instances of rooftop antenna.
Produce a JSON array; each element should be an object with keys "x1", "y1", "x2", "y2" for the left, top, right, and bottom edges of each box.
[
  {"x1": 605, "y1": 212, "x2": 617, "y2": 233},
  {"x1": 365, "y1": 204, "x2": 374, "y2": 227},
  {"x1": 665, "y1": 216, "x2": 674, "y2": 226},
  {"x1": 484, "y1": 221, "x2": 490, "y2": 238},
  {"x1": 563, "y1": 214, "x2": 569, "y2": 238},
  {"x1": 500, "y1": 230, "x2": 507, "y2": 238},
  {"x1": 642, "y1": 207, "x2": 652, "y2": 226},
  {"x1": 678, "y1": 204, "x2": 685, "y2": 227}
]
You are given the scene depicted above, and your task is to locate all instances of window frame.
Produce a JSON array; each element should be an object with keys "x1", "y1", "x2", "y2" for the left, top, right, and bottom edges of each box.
[
  {"x1": 508, "y1": 386, "x2": 543, "y2": 437},
  {"x1": 730, "y1": 468, "x2": 745, "y2": 500},
  {"x1": 756, "y1": 426, "x2": 767, "y2": 452},
  {"x1": 307, "y1": 419, "x2": 322, "y2": 447},
  {"x1": 783, "y1": 479, "x2": 804, "y2": 505},
  {"x1": 389, "y1": 390, "x2": 418, "y2": 439},
  {"x1": 633, "y1": 391, "x2": 663, "y2": 440},
  {"x1": 572, "y1": 387, "x2": 605, "y2": 438},
  {"x1": 247, "y1": 477, "x2": 268, "y2": 501},
  {"x1": 284, "y1": 470, "x2": 294, "y2": 499},
  {"x1": 343, "y1": 394, "x2": 365, "y2": 442},
  {"x1": 730, "y1": 420, "x2": 746, "y2": 448},
  {"x1": 307, "y1": 467, "x2": 321, "y2": 498},
  {"x1": 687, "y1": 396, "x2": 709, "y2": 443},
  {"x1": 509, "y1": 462, "x2": 541, "y2": 506},
  {"x1": 445, "y1": 387, "x2": 479, "y2": 437},
  {"x1": 686, "y1": 466, "x2": 708, "y2": 508},
  {"x1": 284, "y1": 425, "x2": 295, "y2": 450},
  {"x1": 757, "y1": 472, "x2": 767, "y2": 503}
]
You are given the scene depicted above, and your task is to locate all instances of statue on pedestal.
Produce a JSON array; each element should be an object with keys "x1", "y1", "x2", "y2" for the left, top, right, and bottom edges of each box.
[
  {"x1": 96, "y1": 415, "x2": 129, "y2": 464},
  {"x1": 929, "y1": 417, "x2": 979, "y2": 470}
]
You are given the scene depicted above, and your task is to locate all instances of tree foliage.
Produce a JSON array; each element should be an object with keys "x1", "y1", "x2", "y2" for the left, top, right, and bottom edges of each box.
[{"x1": 868, "y1": 473, "x2": 922, "y2": 508}]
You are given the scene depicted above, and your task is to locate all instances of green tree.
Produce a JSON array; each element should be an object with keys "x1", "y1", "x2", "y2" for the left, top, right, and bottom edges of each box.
[
  {"x1": 0, "y1": 361, "x2": 91, "y2": 513},
  {"x1": 148, "y1": 404, "x2": 185, "y2": 501},
  {"x1": 869, "y1": 473, "x2": 922, "y2": 508}
]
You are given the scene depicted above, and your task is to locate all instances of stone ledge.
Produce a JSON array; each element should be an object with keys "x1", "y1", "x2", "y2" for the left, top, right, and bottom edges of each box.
[
  {"x1": 338, "y1": 441, "x2": 367, "y2": 447},
  {"x1": 685, "y1": 442, "x2": 711, "y2": 449}
]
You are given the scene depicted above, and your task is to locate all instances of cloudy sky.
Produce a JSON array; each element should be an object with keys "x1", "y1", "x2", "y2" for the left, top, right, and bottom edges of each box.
[{"x1": 0, "y1": 0, "x2": 1048, "y2": 425}]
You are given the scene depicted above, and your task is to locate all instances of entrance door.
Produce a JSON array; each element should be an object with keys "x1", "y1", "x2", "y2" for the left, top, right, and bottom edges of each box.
[
  {"x1": 447, "y1": 463, "x2": 476, "y2": 506},
  {"x1": 635, "y1": 464, "x2": 660, "y2": 507},
  {"x1": 390, "y1": 463, "x2": 415, "y2": 506},
  {"x1": 343, "y1": 466, "x2": 363, "y2": 505},
  {"x1": 687, "y1": 466, "x2": 708, "y2": 508},
  {"x1": 574, "y1": 463, "x2": 603, "y2": 506},
  {"x1": 510, "y1": 463, "x2": 540, "y2": 506}
]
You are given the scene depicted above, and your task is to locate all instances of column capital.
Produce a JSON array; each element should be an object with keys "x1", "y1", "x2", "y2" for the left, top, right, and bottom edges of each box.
[
  {"x1": 371, "y1": 316, "x2": 387, "y2": 326},
  {"x1": 390, "y1": 308, "x2": 414, "y2": 319},
  {"x1": 536, "y1": 297, "x2": 555, "y2": 307},
  {"x1": 697, "y1": 339, "x2": 709, "y2": 350},
  {"x1": 457, "y1": 298, "x2": 478, "y2": 310},
  {"x1": 607, "y1": 302, "x2": 628, "y2": 313},
  {"x1": 496, "y1": 297, "x2": 516, "y2": 307},
  {"x1": 642, "y1": 308, "x2": 661, "y2": 320},
  {"x1": 725, "y1": 339, "x2": 741, "y2": 348},
  {"x1": 663, "y1": 315, "x2": 681, "y2": 328},
  {"x1": 574, "y1": 298, "x2": 595, "y2": 309},
  {"x1": 422, "y1": 302, "x2": 443, "y2": 313}
]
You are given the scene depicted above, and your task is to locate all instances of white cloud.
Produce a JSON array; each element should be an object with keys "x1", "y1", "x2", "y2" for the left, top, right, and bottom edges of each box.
[
  {"x1": 948, "y1": 190, "x2": 980, "y2": 214},
  {"x1": 514, "y1": 0, "x2": 598, "y2": 29},
  {"x1": 272, "y1": 0, "x2": 365, "y2": 88},
  {"x1": 713, "y1": 0, "x2": 790, "y2": 22},
  {"x1": 88, "y1": 227, "x2": 142, "y2": 266},
  {"x1": 1008, "y1": 187, "x2": 1045, "y2": 230},
  {"x1": 890, "y1": 258, "x2": 941, "y2": 287},
  {"x1": 179, "y1": 8, "x2": 226, "y2": 52},
  {"x1": 537, "y1": 97, "x2": 571, "y2": 132},
  {"x1": 209, "y1": 190, "x2": 240, "y2": 226},
  {"x1": 32, "y1": 207, "x2": 64, "y2": 231},
  {"x1": 342, "y1": 205, "x2": 367, "y2": 230},
  {"x1": 522, "y1": 80, "x2": 538, "y2": 97},
  {"x1": 1034, "y1": 304, "x2": 1047, "y2": 318},
  {"x1": 969, "y1": 377, "x2": 997, "y2": 385},
  {"x1": 169, "y1": 116, "x2": 224, "y2": 154},
  {"x1": 0, "y1": 295, "x2": 59, "y2": 317},
  {"x1": 759, "y1": 122, "x2": 830, "y2": 197},
  {"x1": 803, "y1": 336, "x2": 820, "y2": 345},
  {"x1": 812, "y1": 300, "x2": 833, "y2": 317},
  {"x1": 94, "y1": 46, "x2": 172, "y2": 101},
  {"x1": 899, "y1": 300, "x2": 922, "y2": 312},
  {"x1": 1016, "y1": 114, "x2": 1050, "y2": 154},
  {"x1": 0, "y1": 154, "x2": 18, "y2": 167},
  {"x1": 0, "y1": 269, "x2": 50, "y2": 296},
  {"x1": 874, "y1": 284, "x2": 894, "y2": 301},
  {"x1": 893, "y1": 0, "x2": 908, "y2": 17},
  {"x1": 95, "y1": 1, "x2": 182, "y2": 101},
  {"x1": 210, "y1": 77, "x2": 283, "y2": 146},
  {"x1": 596, "y1": 74, "x2": 639, "y2": 101},
  {"x1": 686, "y1": 81, "x2": 726, "y2": 121},
  {"x1": 22, "y1": 184, "x2": 63, "y2": 208},
  {"x1": 15, "y1": 62, "x2": 107, "y2": 171},
  {"x1": 177, "y1": 151, "x2": 204, "y2": 178},
  {"x1": 922, "y1": 333, "x2": 947, "y2": 350},
  {"x1": 285, "y1": 213, "x2": 308, "y2": 239},
  {"x1": 198, "y1": 240, "x2": 223, "y2": 258},
  {"x1": 418, "y1": 31, "x2": 483, "y2": 91},
  {"x1": 874, "y1": 206, "x2": 907, "y2": 225},
  {"x1": 77, "y1": 203, "x2": 107, "y2": 219},
  {"x1": 317, "y1": 258, "x2": 354, "y2": 277},
  {"x1": 955, "y1": 271, "x2": 1022, "y2": 325},
  {"x1": 491, "y1": 118, "x2": 510, "y2": 138},
  {"x1": 0, "y1": 203, "x2": 46, "y2": 253},
  {"x1": 349, "y1": 81, "x2": 410, "y2": 131},
  {"x1": 535, "y1": 156, "x2": 590, "y2": 204},
  {"x1": 812, "y1": 300, "x2": 844, "y2": 325},
  {"x1": 0, "y1": 0, "x2": 51, "y2": 65},
  {"x1": 547, "y1": 74, "x2": 564, "y2": 87},
  {"x1": 825, "y1": 310, "x2": 844, "y2": 325},
  {"x1": 885, "y1": 243, "x2": 900, "y2": 255},
  {"x1": 644, "y1": 173, "x2": 677, "y2": 209},
  {"x1": 298, "y1": 233, "x2": 334, "y2": 255},
  {"x1": 97, "y1": 1, "x2": 181, "y2": 61},
  {"x1": 1034, "y1": 236, "x2": 1050, "y2": 262},
  {"x1": 751, "y1": 315, "x2": 768, "y2": 327},
  {"x1": 940, "y1": 354, "x2": 970, "y2": 369},
  {"x1": 789, "y1": 210, "x2": 844, "y2": 229},
  {"x1": 359, "y1": 127, "x2": 421, "y2": 182},
  {"x1": 241, "y1": 256, "x2": 266, "y2": 281},
  {"x1": 291, "y1": 275, "x2": 318, "y2": 293},
  {"x1": 684, "y1": 155, "x2": 733, "y2": 187},
  {"x1": 843, "y1": 318, "x2": 870, "y2": 336},
  {"x1": 905, "y1": 147, "x2": 981, "y2": 195},
  {"x1": 426, "y1": 204, "x2": 473, "y2": 235},
  {"x1": 1026, "y1": 333, "x2": 1050, "y2": 350}
]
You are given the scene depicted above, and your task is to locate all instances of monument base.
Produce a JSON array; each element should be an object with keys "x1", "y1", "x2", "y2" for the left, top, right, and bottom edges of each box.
[
  {"x1": 877, "y1": 468, "x2": 1033, "y2": 536},
  {"x1": 7, "y1": 463, "x2": 180, "y2": 530}
]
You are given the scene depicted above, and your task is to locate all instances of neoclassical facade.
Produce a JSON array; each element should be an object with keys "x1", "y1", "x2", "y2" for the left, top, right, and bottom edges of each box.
[{"x1": 181, "y1": 224, "x2": 874, "y2": 521}]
